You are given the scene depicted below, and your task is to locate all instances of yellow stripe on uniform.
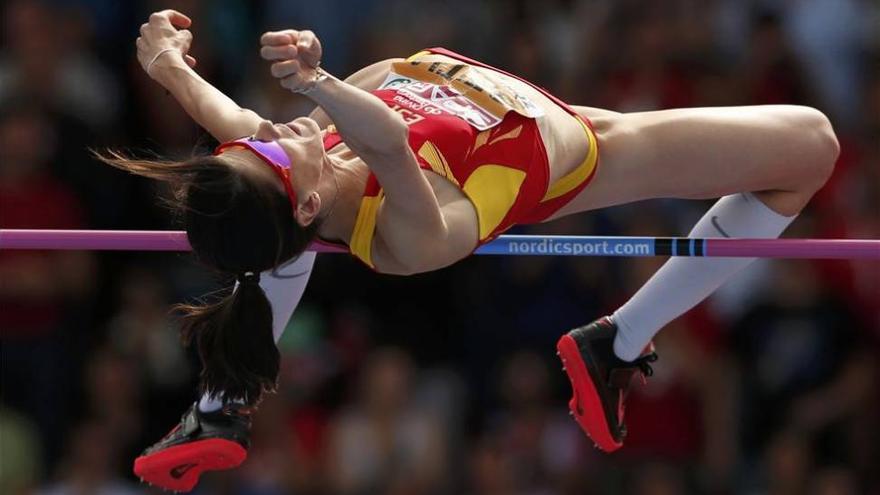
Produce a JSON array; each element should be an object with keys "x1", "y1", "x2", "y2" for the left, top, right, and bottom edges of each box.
[
  {"x1": 472, "y1": 129, "x2": 491, "y2": 153},
  {"x1": 349, "y1": 191, "x2": 385, "y2": 268},
  {"x1": 418, "y1": 141, "x2": 460, "y2": 186},
  {"x1": 406, "y1": 50, "x2": 432, "y2": 62},
  {"x1": 418, "y1": 141, "x2": 446, "y2": 176},
  {"x1": 462, "y1": 165, "x2": 527, "y2": 239},
  {"x1": 487, "y1": 124, "x2": 523, "y2": 146},
  {"x1": 542, "y1": 118, "x2": 599, "y2": 202}
]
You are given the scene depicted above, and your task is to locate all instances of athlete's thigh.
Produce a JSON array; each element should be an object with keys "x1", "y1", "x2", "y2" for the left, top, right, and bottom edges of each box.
[{"x1": 548, "y1": 105, "x2": 831, "y2": 218}]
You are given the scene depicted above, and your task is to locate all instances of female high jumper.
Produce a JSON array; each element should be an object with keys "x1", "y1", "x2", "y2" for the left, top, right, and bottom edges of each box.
[{"x1": 114, "y1": 10, "x2": 839, "y2": 491}]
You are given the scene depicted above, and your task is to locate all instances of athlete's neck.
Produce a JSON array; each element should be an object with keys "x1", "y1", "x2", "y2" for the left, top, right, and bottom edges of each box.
[{"x1": 315, "y1": 153, "x2": 363, "y2": 245}]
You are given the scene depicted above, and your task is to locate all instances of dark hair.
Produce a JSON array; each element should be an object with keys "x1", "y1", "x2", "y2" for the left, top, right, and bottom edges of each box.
[{"x1": 97, "y1": 150, "x2": 319, "y2": 404}]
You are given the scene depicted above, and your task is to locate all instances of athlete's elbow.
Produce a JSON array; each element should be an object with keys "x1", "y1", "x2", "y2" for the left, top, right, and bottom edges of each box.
[
  {"x1": 210, "y1": 107, "x2": 262, "y2": 143},
  {"x1": 387, "y1": 231, "x2": 453, "y2": 276},
  {"x1": 383, "y1": 253, "x2": 431, "y2": 276}
]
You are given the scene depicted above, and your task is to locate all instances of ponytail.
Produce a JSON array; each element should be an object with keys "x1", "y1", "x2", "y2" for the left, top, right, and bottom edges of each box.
[
  {"x1": 96, "y1": 149, "x2": 319, "y2": 405},
  {"x1": 177, "y1": 272, "x2": 278, "y2": 404}
]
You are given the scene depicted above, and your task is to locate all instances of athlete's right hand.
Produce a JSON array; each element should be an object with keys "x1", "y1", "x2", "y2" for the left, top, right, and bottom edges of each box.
[
  {"x1": 260, "y1": 29, "x2": 324, "y2": 93},
  {"x1": 136, "y1": 10, "x2": 197, "y2": 79}
]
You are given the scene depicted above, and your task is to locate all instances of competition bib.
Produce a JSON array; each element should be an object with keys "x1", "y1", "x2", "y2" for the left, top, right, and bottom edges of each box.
[{"x1": 379, "y1": 57, "x2": 544, "y2": 131}]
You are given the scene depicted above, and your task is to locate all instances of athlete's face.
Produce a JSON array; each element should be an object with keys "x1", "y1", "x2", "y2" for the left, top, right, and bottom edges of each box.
[{"x1": 251, "y1": 117, "x2": 326, "y2": 226}]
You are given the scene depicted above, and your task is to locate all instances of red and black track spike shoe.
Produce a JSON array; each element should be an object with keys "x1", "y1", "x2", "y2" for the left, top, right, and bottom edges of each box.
[
  {"x1": 556, "y1": 316, "x2": 658, "y2": 452},
  {"x1": 133, "y1": 402, "x2": 252, "y2": 492}
]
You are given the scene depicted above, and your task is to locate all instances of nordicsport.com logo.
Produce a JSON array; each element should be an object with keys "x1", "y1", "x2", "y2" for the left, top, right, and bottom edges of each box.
[{"x1": 506, "y1": 238, "x2": 652, "y2": 256}]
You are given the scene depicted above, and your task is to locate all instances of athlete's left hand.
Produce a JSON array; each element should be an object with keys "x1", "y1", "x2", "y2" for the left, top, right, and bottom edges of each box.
[
  {"x1": 260, "y1": 29, "x2": 323, "y2": 93},
  {"x1": 137, "y1": 9, "x2": 197, "y2": 79}
]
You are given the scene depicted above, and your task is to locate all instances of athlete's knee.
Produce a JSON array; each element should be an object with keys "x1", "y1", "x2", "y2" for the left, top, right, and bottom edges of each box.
[
  {"x1": 777, "y1": 105, "x2": 839, "y2": 191},
  {"x1": 765, "y1": 105, "x2": 840, "y2": 194},
  {"x1": 810, "y1": 111, "x2": 839, "y2": 188}
]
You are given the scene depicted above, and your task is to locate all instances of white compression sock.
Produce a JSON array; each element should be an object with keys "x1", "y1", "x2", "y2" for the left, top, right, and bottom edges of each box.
[
  {"x1": 612, "y1": 193, "x2": 796, "y2": 362},
  {"x1": 198, "y1": 251, "x2": 316, "y2": 412}
]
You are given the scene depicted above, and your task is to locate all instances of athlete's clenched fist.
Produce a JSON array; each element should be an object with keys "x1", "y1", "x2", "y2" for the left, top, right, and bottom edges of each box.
[{"x1": 260, "y1": 29, "x2": 324, "y2": 93}]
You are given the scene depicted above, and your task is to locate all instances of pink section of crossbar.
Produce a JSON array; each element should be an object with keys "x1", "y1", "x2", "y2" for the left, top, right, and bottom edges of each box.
[
  {"x1": 0, "y1": 229, "x2": 347, "y2": 253},
  {"x1": 705, "y1": 238, "x2": 879, "y2": 259}
]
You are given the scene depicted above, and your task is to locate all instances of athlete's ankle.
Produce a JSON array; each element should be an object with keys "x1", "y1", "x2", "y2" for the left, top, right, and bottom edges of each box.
[{"x1": 610, "y1": 313, "x2": 642, "y2": 362}]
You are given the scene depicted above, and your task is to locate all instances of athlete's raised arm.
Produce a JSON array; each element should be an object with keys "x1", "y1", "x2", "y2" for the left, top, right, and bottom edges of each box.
[
  {"x1": 305, "y1": 57, "x2": 405, "y2": 127},
  {"x1": 136, "y1": 10, "x2": 263, "y2": 142},
  {"x1": 260, "y1": 30, "x2": 452, "y2": 271}
]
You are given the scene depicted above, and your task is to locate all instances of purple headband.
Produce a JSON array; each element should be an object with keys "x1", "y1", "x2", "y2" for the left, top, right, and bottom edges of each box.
[{"x1": 214, "y1": 137, "x2": 298, "y2": 217}]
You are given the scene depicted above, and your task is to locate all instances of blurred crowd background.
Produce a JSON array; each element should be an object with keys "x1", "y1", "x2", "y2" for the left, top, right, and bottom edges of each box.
[{"x1": 1, "y1": 0, "x2": 878, "y2": 494}]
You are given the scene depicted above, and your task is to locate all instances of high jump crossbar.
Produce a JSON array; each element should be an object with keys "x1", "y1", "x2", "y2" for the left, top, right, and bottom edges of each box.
[{"x1": 1, "y1": 229, "x2": 878, "y2": 259}]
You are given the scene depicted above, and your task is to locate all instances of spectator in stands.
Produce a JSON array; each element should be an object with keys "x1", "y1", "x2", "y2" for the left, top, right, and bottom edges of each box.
[
  {"x1": 325, "y1": 348, "x2": 448, "y2": 494},
  {"x1": 0, "y1": 101, "x2": 95, "y2": 466},
  {"x1": 39, "y1": 420, "x2": 140, "y2": 495}
]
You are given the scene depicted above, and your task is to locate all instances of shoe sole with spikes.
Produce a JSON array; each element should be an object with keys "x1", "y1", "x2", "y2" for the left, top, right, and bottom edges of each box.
[
  {"x1": 556, "y1": 332, "x2": 623, "y2": 453},
  {"x1": 134, "y1": 438, "x2": 246, "y2": 492}
]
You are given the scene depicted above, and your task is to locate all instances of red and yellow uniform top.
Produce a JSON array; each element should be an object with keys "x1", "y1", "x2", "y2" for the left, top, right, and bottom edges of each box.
[{"x1": 322, "y1": 48, "x2": 599, "y2": 268}]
